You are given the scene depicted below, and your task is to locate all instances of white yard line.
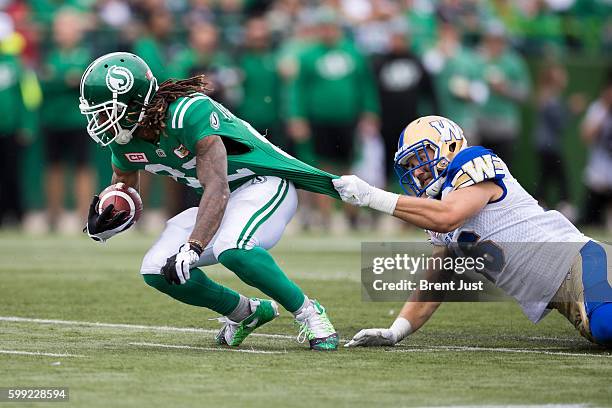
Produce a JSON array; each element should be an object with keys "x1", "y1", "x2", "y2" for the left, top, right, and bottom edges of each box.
[
  {"x1": 389, "y1": 345, "x2": 612, "y2": 358},
  {"x1": 129, "y1": 342, "x2": 287, "y2": 354},
  {"x1": 0, "y1": 349, "x2": 84, "y2": 358},
  {"x1": 0, "y1": 315, "x2": 294, "y2": 340}
]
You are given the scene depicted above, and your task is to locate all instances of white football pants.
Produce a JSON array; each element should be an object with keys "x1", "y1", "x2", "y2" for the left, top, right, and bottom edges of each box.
[{"x1": 140, "y1": 176, "x2": 297, "y2": 275}]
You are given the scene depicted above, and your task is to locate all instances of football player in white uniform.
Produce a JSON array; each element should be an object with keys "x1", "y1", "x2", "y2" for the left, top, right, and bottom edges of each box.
[{"x1": 333, "y1": 115, "x2": 612, "y2": 347}]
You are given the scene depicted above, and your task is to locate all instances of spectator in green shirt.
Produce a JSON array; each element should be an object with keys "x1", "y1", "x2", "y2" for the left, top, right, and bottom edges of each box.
[
  {"x1": 287, "y1": 8, "x2": 380, "y2": 169},
  {"x1": 29, "y1": 0, "x2": 94, "y2": 27},
  {"x1": 476, "y1": 22, "x2": 530, "y2": 167},
  {"x1": 236, "y1": 16, "x2": 284, "y2": 147},
  {"x1": 402, "y1": 0, "x2": 437, "y2": 56},
  {"x1": 172, "y1": 21, "x2": 239, "y2": 107},
  {"x1": 422, "y1": 20, "x2": 485, "y2": 141},
  {"x1": 514, "y1": 0, "x2": 564, "y2": 55},
  {"x1": 132, "y1": 8, "x2": 179, "y2": 83},
  {"x1": 0, "y1": 14, "x2": 36, "y2": 227},
  {"x1": 40, "y1": 9, "x2": 92, "y2": 231},
  {"x1": 287, "y1": 7, "x2": 380, "y2": 229}
]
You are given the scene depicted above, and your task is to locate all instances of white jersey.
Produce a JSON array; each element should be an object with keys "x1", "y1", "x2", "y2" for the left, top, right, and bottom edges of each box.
[{"x1": 428, "y1": 146, "x2": 588, "y2": 322}]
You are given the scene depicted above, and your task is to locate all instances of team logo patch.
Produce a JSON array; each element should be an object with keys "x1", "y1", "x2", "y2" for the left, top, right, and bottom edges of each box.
[
  {"x1": 155, "y1": 148, "x2": 166, "y2": 158},
  {"x1": 106, "y1": 65, "x2": 134, "y2": 94},
  {"x1": 125, "y1": 152, "x2": 148, "y2": 163},
  {"x1": 174, "y1": 144, "x2": 190, "y2": 159},
  {"x1": 210, "y1": 111, "x2": 220, "y2": 130},
  {"x1": 251, "y1": 176, "x2": 267, "y2": 185}
]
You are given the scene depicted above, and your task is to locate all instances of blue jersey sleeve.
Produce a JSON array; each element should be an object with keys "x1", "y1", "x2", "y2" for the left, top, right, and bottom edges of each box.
[{"x1": 441, "y1": 146, "x2": 506, "y2": 193}]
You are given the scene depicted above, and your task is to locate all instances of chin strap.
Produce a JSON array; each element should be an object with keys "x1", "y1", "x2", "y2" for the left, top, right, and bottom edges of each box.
[
  {"x1": 115, "y1": 124, "x2": 138, "y2": 145},
  {"x1": 112, "y1": 76, "x2": 158, "y2": 146}
]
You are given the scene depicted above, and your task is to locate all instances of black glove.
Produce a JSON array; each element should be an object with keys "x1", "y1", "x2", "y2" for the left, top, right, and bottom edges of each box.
[
  {"x1": 161, "y1": 242, "x2": 203, "y2": 285},
  {"x1": 84, "y1": 195, "x2": 131, "y2": 242},
  {"x1": 161, "y1": 254, "x2": 180, "y2": 285}
]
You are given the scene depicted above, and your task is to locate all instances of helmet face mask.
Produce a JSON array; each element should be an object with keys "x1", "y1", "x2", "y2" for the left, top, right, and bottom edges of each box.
[
  {"x1": 394, "y1": 139, "x2": 443, "y2": 197},
  {"x1": 394, "y1": 116, "x2": 467, "y2": 197},
  {"x1": 79, "y1": 98, "x2": 128, "y2": 146},
  {"x1": 79, "y1": 52, "x2": 158, "y2": 146}
]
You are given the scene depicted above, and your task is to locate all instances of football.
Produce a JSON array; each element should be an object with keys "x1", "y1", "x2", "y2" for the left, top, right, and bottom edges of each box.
[{"x1": 97, "y1": 182, "x2": 143, "y2": 225}]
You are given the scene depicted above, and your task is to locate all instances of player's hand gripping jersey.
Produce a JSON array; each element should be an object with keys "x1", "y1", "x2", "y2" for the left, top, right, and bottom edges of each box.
[
  {"x1": 427, "y1": 146, "x2": 588, "y2": 322},
  {"x1": 109, "y1": 92, "x2": 340, "y2": 198}
]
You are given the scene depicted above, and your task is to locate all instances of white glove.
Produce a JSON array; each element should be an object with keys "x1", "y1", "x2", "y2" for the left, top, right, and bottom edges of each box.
[
  {"x1": 344, "y1": 328, "x2": 399, "y2": 347},
  {"x1": 332, "y1": 175, "x2": 399, "y2": 214},
  {"x1": 161, "y1": 243, "x2": 202, "y2": 285},
  {"x1": 344, "y1": 317, "x2": 412, "y2": 347},
  {"x1": 332, "y1": 175, "x2": 373, "y2": 206}
]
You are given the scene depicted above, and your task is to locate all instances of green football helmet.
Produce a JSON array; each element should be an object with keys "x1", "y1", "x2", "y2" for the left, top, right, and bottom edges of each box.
[{"x1": 79, "y1": 52, "x2": 158, "y2": 146}]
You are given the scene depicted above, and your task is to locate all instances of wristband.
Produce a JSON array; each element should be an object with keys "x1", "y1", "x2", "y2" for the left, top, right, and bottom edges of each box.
[
  {"x1": 187, "y1": 239, "x2": 204, "y2": 255},
  {"x1": 390, "y1": 317, "x2": 413, "y2": 342},
  {"x1": 368, "y1": 187, "x2": 400, "y2": 215}
]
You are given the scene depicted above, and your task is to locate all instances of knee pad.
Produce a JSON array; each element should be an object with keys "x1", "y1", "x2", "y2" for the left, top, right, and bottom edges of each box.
[{"x1": 590, "y1": 303, "x2": 612, "y2": 346}]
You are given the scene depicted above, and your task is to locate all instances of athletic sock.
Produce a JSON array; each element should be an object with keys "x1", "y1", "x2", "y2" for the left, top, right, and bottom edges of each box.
[
  {"x1": 227, "y1": 295, "x2": 252, "y2": 322},
  {"x1": 292, "y1": 296, "x2": 311, "y2": 319},
  {"x1": 218, "y1": 247, "x2": 306, "y2": 313},
  {"x1": 143, "y1": 268, "x2": 240, "y2": 316}
]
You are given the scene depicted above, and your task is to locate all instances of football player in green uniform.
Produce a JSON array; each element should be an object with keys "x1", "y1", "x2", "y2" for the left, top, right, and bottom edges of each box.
[{"x1": 79, "y1": 52, "x2": 339, "y2": 350}]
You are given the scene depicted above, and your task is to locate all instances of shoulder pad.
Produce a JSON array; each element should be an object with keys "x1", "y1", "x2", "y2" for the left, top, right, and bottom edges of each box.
[{"x1": 443, "y1": 146, "x2": 505, "y2": 190}]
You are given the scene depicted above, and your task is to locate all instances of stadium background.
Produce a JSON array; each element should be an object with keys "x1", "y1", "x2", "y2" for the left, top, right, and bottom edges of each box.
[
  {"x1": 3, "y1": 2, "x2": 612, "y2": 405},
  {"x1": 1, "y1": 0, "x2": 612, "y2": 231}
]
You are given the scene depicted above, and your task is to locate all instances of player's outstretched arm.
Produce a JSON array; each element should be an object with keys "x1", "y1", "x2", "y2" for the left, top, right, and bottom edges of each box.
[
  {"x1": 346, "y1": 246, "x2": 450, "y2": 347},
  {"x1": 161, "y1": 136, "x2": 230, "y2": 285},
  {"x1": 332, "y1": 175, "x2": 499, "y2": 232},
  {"x1": 392, "y1": 185, "x2": 497, "y2": 232},
  {"x1": 345, "y1": 300, "x2": 443, "y2": 348}
]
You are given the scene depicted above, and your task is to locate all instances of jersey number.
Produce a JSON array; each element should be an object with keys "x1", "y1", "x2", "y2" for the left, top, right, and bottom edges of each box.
[
  {"x1": 456, "y1": 231, "x2": 505, "y2": 276},
  {"x1": 145, "y1": 160, "x2": 201, "y2": 189}
]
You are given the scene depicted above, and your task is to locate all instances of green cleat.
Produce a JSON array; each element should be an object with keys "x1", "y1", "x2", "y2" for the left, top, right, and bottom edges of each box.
[
  {"x1": 295, "y1": 299, "x2": 339, "y2": 351},
  {"x1": 216, "y1": 298, "x2": 279, "y2": 347}
]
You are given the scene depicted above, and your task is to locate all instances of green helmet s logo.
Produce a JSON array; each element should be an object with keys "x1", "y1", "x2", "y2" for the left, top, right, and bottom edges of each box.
[{"x1": 106, "y1": 66, "x2": 134, "y2": 94}]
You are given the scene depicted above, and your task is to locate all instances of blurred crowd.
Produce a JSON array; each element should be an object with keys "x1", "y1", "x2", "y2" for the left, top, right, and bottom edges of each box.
[{"x1": 1, "y1": 0, "x2": 612, "y2": 233}]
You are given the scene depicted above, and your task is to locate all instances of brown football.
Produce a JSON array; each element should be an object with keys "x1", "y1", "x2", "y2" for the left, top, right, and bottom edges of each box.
[{"x1": 97, "y1": 183, "x2": 143, "y2": 224}]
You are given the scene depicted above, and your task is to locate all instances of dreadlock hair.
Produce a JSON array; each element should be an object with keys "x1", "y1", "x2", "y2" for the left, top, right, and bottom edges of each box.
[{"x1": 137, "y1": 75, "x2": 212, "y2": 142}]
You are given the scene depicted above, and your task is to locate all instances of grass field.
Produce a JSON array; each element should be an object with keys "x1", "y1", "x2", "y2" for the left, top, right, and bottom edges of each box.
[{"x1": 1, "y1": 230, "x2": 612, "y2": 408}]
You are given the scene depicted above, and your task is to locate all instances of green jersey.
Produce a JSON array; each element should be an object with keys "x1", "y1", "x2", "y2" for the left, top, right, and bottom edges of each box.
[
  {"x1": 288, "y1": 40, "x2": 380, "y2": 124},
  {"x1": 109, "y1": 93, "x2": 339, "y2": 198},
  {"x1": 477, "y1": 50, "x2": 530, "y2": 131},
  {"x1": 0, "y1": 54, "x2": 24, "y2": 134},
  {"x1": 41, "y1": 45, "x2": 90, "y2": 130}
]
